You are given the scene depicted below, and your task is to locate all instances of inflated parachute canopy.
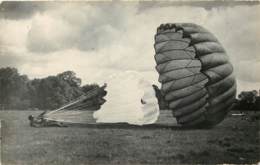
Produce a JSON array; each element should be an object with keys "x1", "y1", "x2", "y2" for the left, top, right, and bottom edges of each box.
[{"x1": 154, "y1": 23, "x2": 236, "y2": 127}]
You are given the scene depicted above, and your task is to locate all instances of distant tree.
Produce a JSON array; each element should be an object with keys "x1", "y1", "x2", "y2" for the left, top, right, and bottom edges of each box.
[
  {"x1": 238, "y1": 90, "x2": 258, "y2": 103},
  {"x1": 27, "y1": 78, "x2": 41, "y2": 109},
  {"x1": 234, "y1": 90, "x2": 260, "y2": 111},
  {"x1": 35, "y1": 75, "x2": 84, "y2": 110},
  {"x1": 0, "y1": 67, "x2": 29, "y2": 109},
  {"x1": 57, "y1": 71, "x2": 81, "y2": 87}
]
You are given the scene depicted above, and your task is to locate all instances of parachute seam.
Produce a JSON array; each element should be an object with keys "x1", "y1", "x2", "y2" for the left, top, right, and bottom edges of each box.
[
  {"x1": 157, "y1": 59, "x2": 199, "y2": 72},
  {"x1": 155, "y1": 50, "x2": 196, "y2": 64},
  {"x1": 156, "y1": 44, "x2": 190, "y2": 53},
  {"x1": 156, "y1": 31, "x2": 181, "y2": 36},
  {"x1": 174, "y1": 94, "x2": 208, "y2": 117},
  {"x1": 166, "y1": 87, "x2": 204, "y2": 102},
  {"x1": 208, "y1": 83, "x2": 236, "y2": 107},
  {"x1": 165, "y1": 80, "x2": 207, "y2": 100},
  {"x1": 205, "y1": 65, "x2": 233, "y2": 85},
  {"x1": 164, "y1": 77, "x2": 208, "y2": 94},
  {"x1": 202, "y1": 61, "x2": 228, "y2": 70},
  {"x1": 155, "y1": 39, "x2": 190, "y2": 44},
  {"x1": 210, "y1": 80, "x2": 234, "y2": 99},
  {"x1": 162, "y1": 74, "x2": 207, "y2": 91},
  {"x1": 186, "y1": 67, "x2": 200, "y2": 74},
  {"x1": 205, "y1": 63, "x2": 232, "y2": 72},
  {"x1": 156, "y1": 47, "x2": 195, "y2": 54},
  {"x1": 161, "y1": 73, "x2": 207, "y2": 83},
  {"x1": 190, "y1": 33, "x2": 218, "y2": 43},
  {"x1": 170, "y1": 90, "x2": 208, "y2": 109},
  {"x1": 188, "y1": 73, "x2": 197, "y2": 90},
  {"x1": 164, "y1": 80, "x2": 177, "y2": 92},
  {"x1": 157, "y1": 31, "x2": 176, "y2": 35},
  {"x1": 199, "y1": 52, "x2": 227, "y2": 57},
  {"x1": 196, "y1": 50, "x2": 225, "y2": 56},
  {"x1": 207, "y1": 74, "x2": 235, "y2": 93},
  {"x1": 185, "y1": 58, "x2": 194, "y2": 68},
  {"x1": 158, "y1": 66, "x2": 201, "y2": 74},
  {"x1": 209, "y1": 93, "x2": 236, "y2": 114},
  {"x1": 178, "y1": 107, "x2": 208, "y2": 124},
  {"x1": 156, "y1": 58, "x2": 195, "y2": 65}
]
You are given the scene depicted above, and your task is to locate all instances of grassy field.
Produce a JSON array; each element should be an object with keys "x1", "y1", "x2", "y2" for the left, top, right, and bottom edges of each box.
[{"x1": 0, "y1": 110, "x2": 259, "y2": 165}]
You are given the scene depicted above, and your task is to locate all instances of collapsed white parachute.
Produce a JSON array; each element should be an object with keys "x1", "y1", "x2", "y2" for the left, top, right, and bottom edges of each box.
[{"x1": 93, "y1": 71, "x2": 160, "y2": 125}]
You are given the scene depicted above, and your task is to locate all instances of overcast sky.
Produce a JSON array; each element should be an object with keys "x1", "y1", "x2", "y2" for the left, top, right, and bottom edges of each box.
[{"x1": 0, "y1": 1, "x2": 260, "y2": 93}]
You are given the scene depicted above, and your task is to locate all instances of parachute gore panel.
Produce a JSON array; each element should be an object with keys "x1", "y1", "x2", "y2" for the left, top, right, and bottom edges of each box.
[{"x1": 154, "y1": 23, "x2": 236, "y2": 127}]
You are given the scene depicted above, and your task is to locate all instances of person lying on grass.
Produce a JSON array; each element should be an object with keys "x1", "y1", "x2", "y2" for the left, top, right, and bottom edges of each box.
[{"x1": 28, "y1": 111, "x2": 67, "y2": 127}]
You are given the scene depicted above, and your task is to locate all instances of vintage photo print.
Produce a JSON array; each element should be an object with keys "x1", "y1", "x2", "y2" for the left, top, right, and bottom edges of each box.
[{"x1": 0, "y1": 1, "x2": 259, "y2": 165}]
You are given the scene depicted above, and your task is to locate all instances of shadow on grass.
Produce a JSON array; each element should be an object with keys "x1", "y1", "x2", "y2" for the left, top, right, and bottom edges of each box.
[{"x1": 47, "y1": 122, "x2": 212, "y2": 131}]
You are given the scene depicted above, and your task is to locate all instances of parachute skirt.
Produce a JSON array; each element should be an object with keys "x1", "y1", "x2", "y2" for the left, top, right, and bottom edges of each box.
[{"x1": 154, "y1": 23, "x2": 236, "y2": 127}]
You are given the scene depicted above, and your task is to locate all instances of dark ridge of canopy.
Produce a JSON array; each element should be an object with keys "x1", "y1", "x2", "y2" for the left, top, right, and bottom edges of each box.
[{"x1": 154, "y1": 23, "x2": 236, "y2": 127}]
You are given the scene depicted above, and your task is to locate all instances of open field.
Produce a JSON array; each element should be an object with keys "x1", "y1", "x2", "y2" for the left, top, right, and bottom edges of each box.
[{"x1": 0, "y1": 110, "x2": 259, "y2": 165}]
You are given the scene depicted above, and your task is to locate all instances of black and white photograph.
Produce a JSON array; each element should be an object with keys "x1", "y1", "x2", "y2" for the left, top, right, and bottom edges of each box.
[{"x1": 0, "y1": 1, "x2": 259, "y2": 164}]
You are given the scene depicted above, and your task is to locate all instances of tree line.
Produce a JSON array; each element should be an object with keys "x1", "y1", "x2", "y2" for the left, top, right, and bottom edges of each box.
[
  {"x1": 233, "y1": 90, "x2": 260, "y2": 110},
  {"x1": 0, "y1": 67, "x2": 103, "y2": 110}
]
